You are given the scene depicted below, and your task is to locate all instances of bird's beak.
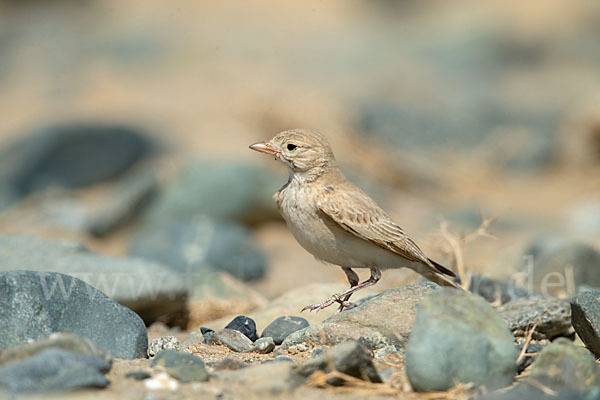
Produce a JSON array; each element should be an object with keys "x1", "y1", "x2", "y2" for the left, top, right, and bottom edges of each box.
[{"x1": 249, "y1": 141, "x2": 279, "y2": 156}]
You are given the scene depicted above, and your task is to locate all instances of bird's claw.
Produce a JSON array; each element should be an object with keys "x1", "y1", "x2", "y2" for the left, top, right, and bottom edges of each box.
[{"x1": 301, "y1": 294, "x2": 354, "y2": 313}]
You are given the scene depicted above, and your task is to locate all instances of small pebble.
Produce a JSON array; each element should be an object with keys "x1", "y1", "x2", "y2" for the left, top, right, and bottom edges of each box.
[
  {"x1": 261, "y1": 316, "x2": 309, "y2": 345},
  {"x1": 311, "y1": 348, "x2": 324, "y2": 358},
  {"x1": 148, "y1": 336, "x2": 180, "y2": 358},
  {"x1": 200, "y1": 327, "x2": 214, "y2": 335},
  {"x1": 253, "y1": 337, "x2": 276, "y2": 354},
  {"x1": 144, "y1": 372, "x2": 179, "y2": 391}
]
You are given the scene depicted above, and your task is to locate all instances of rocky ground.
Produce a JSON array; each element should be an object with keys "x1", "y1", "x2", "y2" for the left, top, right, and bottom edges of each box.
[{"x1": 1, "y1": 0, "x2": 600, "y2": 399}]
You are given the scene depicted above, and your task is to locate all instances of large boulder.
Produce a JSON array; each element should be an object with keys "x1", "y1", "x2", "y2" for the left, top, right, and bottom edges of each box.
[
  {"x1": 0, "y1": 270, "x2": 148, "y2": 359},
  {"x1": 406, "y1": 288, "x2": 516, "y2": 392},
  {"x1": 280, "y1": 283, "x2": 437, "y2": 350}
]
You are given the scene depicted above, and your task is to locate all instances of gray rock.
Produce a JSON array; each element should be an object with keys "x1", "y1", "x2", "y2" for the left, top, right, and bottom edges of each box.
[
  {"x1": 125, "y1": 370, "x2": 151, "y2": 380},
  {"x1": 0, "y1": 123, "x2": 154, "y2": 204},
  {"x1": 225, "y1": 315, "x2": 258, "y2": 342},
  {"x1": 216, "y1": 362, "x2": 304, "y2": 394},
  {"x1": 281, "y1": 283, "x2": 437, "y2": 350},
  {"x1": 524, "y1": 237, "x2": 600, "y2": 296},
  {"x1": 0, "y1": 333, "x2": 111, "y2": 365},
  {"x1": 86, "y1": 168, "x2": 158, "y2": 237},
  {"x1": 0, "y1": 270, "x2": 148, "y2": 359},
  {"x1": 467, "y1": 275, "x2": 532, "y2": 305},
  {"x1": 253, "y1": 337, "x2": 275, "y2": 354},
  {"x1": 293, "y1": 341, "x2": 382, "y2": 385},
  {"x1": 209, "y1": 329, "x2": 254, "y2": 353},
  {"x1": 0, "y1": 235, "x2": 187, "y2": 324},
  {"x1": 571, "y1": 291, "x2": 600, "y2": 358},
  {"x1": 262, "y1": 316, "x2": 310, "y2": 345},
  {"x1": 406, "y1": 288, "x2": 516, "y2": 392},
  {"x1": 479, "y1": 383, "x2": 600, "y2": 400},
  {"x1": 528, "y1": 338, "x2": 600, "y2": 391},
  {"x1": 498, "y1": 296, "x2": 572, "y2": 340},
  {"x1": 148, "y1": 336, "x2": 180, "y2": 358},
  {"x1": 141, "y1": 161, "x2": 280, "y2": 226},
  {"x1": 210, "y1": 357, "x2": 246, "y2": 371},
  {"x1": 150, "y1": 349, "x2": 209, "y2": 382},
  {"x1": 0, "y1": 348, "x2": 110, "y2": 394},
  {"x1": 129, "y1": 217, "x2": 267, "y2": 282}
]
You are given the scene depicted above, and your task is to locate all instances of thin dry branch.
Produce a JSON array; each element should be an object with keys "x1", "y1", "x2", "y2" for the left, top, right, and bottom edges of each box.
[{"x1": 439, "y1": 214, "x2": 497, "y2": 291}]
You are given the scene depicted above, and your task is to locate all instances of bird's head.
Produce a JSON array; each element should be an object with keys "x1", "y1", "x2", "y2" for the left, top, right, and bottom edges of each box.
[{"x1": 249, "y1": 129, "x2": 336, "y2": 178}]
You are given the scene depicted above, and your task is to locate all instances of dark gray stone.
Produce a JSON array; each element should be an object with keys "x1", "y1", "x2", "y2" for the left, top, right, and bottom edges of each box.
[
  {"x1": 571, "y1": 291, "x2": 600, "y2": 358},
  {"x1": 0, "y1": 348, "x2": 110, "y2": 394},
  {"x1": 209, "y1": 357, "x2": 247, "y2": 371},
  {"x1": 262, "y1": 316, "x2": 309, "y2": 345},
  {"x1": 0, "y1": 270, "x2": 148, "y2": 359},
  {"x1": 0, "y1": 235, "x2": 188, "y2": 325},
  {"x1": 498, "y1": 296, "x2": 572, "y2": 340},
  {"x1": 406, "y1": 288, "x2": 516, "y2": 392},
  {"x1": 281, "y1": 283, "x2": 437, "y2": 350},
  {"x1": 150, "y1": 349, "x2": 209, "y2": 382},
  {"x1": 129, "y1": 217, "x2": 267, "y2": 282},
  {"x1": 209, "y1": 329, "x2": 254, "y2": 353},
  {"x1": 0, "y1": 333, "x2": 110, "y2": 365},
  {"x1": 0, "y1": 123, "x2": 154, "y2": 202},
  {"x1": 515, "y1": 341, "x2": 545, "y2": 374},
  {"x1": 141, "y1": 161, "x2": 280, "y2": 226},
  {"x1": 293, "y1": 341, "x2": 382, "y2": 385},
  {"x1": 528, "y1": 338, "x2": 600, "y2": 392},
  {"x1": 467, "y1": 275, "x2": 532, "y2": 305},
  {"x1": 225, "y1": 316, "x2": 258, "y2": 342}
]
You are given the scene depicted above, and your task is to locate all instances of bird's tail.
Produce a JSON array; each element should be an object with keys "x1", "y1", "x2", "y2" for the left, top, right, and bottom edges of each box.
[{"x1": 420, "y1": 259, "x2": 465, "y2": 291}]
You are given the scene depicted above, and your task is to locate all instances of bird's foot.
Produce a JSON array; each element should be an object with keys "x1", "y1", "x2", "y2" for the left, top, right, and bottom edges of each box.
[
  {"x1": 301, "y1": 293, "x2": 348, "y2": 313},
  {"x1": 337, "y1": 300, "x2": 355, "y2": 312}
]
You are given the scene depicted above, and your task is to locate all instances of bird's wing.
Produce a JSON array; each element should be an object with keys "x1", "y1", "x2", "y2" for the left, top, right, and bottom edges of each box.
[{"x1": 317, "y1": 185, "x2": 454, "y2": 278}]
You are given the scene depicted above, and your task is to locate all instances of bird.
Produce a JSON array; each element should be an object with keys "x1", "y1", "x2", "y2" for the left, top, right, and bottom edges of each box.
[{"x1": 249, "y1": 129, "x2": 460, "y2": 312}]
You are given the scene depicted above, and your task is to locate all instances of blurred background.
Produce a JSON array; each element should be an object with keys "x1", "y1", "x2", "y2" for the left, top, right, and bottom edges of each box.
[{"x1": 0, "y1": 0, "x2": 599, "y2": 328}]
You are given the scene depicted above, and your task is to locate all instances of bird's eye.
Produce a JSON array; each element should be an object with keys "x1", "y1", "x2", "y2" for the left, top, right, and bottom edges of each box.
[{"x1": 287, "y1": 143, "x2": 297, "y2": 151}]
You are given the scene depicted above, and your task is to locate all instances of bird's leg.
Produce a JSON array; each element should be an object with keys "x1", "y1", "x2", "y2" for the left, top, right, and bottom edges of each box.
[
  {"x1": 302, "y1": 267, "x2": 382, "y2": 312},
  {"x1": 337, "y1": 267, "x2": 359, "y2": 311}
]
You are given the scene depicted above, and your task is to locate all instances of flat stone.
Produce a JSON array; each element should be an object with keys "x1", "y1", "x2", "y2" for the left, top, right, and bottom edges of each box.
[
  {"x1": 0, "y1": 348, "x2": 110, "y2": 394},
  {"x1": 150, "y1": 349, "x2": 209, "y2": 382},
  {"x1": 406, "y1": 288, "x2": 516, "y2": 392},
  {"x1": 498, "y1": 296, "x2": 572, "y2": 339},
  {"x1": 0, "y1": 270, "x2": 148, "y2": 359},
  {"x1": 0, "y1": 123, "x2": 154, "y2": 202},
  {"x1": 262, "y1": 316, "x2": 309, "y2": 345},
  {"x1": 0, "y1": 333, "x2": 110, "y2": 365},
  {"x1": 571, "y1": 290, "x2": 600, "y2": 358},
  {"x1": 225, "y1": 315, "x2": 258, "y2": 342},
  {"x1": 209, "y1": 329, "x2": 254, "y2": 353},
  {"x1": 0, "y1": 235, "x2": 188, "y2": 325},
  {"x1": 293, "y1": 341, "x2": 382, "y2": 385},
  {"x1": 281, "y1": 283, "x2": 437, "y2": 350}
]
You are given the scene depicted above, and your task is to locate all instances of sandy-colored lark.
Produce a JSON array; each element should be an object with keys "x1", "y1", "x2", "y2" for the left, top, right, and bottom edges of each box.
[{"x1": 250, "y1": 129, "x2": 459, "y2": 312}]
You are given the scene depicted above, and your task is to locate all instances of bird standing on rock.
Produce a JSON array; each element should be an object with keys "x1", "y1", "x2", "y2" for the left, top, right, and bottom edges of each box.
[{"x1": 249, "y1": 129, "x2": 460, "y2": 312}]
